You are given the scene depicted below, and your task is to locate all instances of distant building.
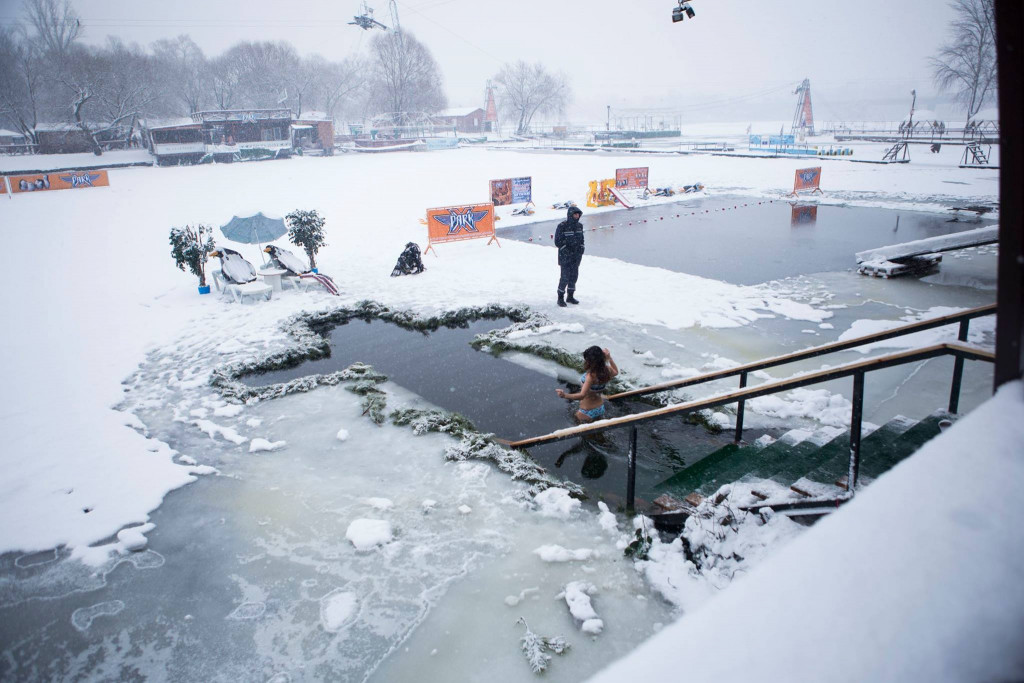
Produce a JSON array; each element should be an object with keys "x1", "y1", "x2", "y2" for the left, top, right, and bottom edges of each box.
[
  {"x1": 141, "y1": 109, "x2": 334, "y2": 165},
  {"x1": 0, "y1": 128, "x2": 31, "y2": 154},
  {"x1": 434, "y1": 107, "x2": 486, "y2": 133}
]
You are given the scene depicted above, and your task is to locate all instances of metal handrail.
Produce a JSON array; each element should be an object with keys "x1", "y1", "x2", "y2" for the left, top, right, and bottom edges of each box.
[
  {"x1": 607, "y1": 304, "x2": 995, "y2": 402},
  {"x1": 507, "y1": 340, "x2": 995, "y2": 511}
]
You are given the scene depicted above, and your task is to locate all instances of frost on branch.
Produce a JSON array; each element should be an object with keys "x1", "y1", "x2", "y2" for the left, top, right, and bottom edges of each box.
[{"x1": 516, "y1": 617, "x2": 570, "y2": 674}]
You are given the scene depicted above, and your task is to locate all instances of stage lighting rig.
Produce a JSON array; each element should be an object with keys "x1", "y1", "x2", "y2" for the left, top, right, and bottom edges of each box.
[{"x1": 672, "y1": 1, "x2": 695, "y2": 23}]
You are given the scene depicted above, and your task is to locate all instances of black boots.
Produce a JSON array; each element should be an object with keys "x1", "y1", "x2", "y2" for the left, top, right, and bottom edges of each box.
[
  {"x1": 557, "y1": 291, "x2": 567, "y2": 307},
  {"x1": 566, "y1": 290, "x2": 579, "y2": 305}
]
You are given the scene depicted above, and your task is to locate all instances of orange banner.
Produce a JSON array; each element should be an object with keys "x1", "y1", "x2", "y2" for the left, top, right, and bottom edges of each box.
[
  {"x1": 426, "y1": 203, "x2": 496, "y2": 246},
  {"x1": 9, "y1": 169, "x2": 110, "y2": 194},
  {"x1": 792, "y1": 166, "x2": 822, "y2": 194},
  {"x1": 615, "y1": 167, "x2": 648, "y2": 189}
]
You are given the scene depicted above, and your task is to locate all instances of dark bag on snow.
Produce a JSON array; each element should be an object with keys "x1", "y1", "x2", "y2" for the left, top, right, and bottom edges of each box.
[{"x1": 391, "y1": 242, "x2": 426, "y2": 277}]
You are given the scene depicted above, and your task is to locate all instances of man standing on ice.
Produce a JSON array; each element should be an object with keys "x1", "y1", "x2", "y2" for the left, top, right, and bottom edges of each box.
[{"x1": 554, "y1": 206, "x2": 585, "y2": 307}]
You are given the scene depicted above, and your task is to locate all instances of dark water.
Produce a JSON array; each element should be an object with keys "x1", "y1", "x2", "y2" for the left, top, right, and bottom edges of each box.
[
  {"x1": 243, "y1": 318, "x2": 743, "y2": 504},
  {"x1": 500, "y1": 196, "x2": 995, "y2": 285}
]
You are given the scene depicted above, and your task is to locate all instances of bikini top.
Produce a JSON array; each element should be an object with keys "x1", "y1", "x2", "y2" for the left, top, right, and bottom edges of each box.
[{"x1": 581, "y1": 373, "x2": 607, "y2": 393}]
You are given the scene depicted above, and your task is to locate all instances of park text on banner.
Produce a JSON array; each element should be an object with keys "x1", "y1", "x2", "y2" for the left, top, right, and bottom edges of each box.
[
  {"x1": 424, "y1": 203, "x2": 499, "y2": 255},
  {"x1": 8, "y1": 169, "x2": 110, "y2": 194}
]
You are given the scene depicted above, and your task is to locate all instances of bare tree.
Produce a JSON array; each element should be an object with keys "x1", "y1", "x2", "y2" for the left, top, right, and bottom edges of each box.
[
  {"x1": 0, "y1": 28, "x2": 44, "y2": 142},
  {"x1": 216, "y1": 41, "x2": 299, "y2": 110},
  {"x1": 61, "y1": 38, "x2": 159, "y2": 154},
  {"x1": 931, "y1": 0, "x2": 997, "y2": 124},
  {"x1": 152, "y1": 35, "x2": 208, "y2": 115},
  {"x1": 493, "y1": 61, "x2": 569, "y2": 135},
  {"x1": 367, "y1": 30, "x2": 446, "y2": 122},
  {"x1": 312, "y1": 56, "x2": 363, "y2": 121},
  {"x1": 21, "y1": 0, "x2": 79, "y2": 61}
]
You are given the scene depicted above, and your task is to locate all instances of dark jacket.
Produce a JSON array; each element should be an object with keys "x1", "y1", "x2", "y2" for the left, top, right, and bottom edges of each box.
[{"x1": 554, "y1": 207, "x2": 585, "y2": 266}]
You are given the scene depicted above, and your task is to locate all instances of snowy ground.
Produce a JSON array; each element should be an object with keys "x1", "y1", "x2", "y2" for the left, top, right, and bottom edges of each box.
[{"x1": 0, "y1": 142, "x2": 1002, "y2": 680}]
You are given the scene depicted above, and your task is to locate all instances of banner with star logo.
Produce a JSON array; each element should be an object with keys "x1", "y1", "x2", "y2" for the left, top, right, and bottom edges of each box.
[
  {"x1": 425, "y1": 203, "x2": 497, "y2": 250},
  {"x1": 791, "y1": 166, "x2": 822, "y2": 195},
  {"x1": 9, "y1": 169, "x2": 110, "y2": 194}
]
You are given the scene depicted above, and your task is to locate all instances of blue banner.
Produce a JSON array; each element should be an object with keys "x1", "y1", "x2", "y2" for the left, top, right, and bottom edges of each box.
[{"x1": 511, "y1": 176, "x2": 532, "y2": 203}]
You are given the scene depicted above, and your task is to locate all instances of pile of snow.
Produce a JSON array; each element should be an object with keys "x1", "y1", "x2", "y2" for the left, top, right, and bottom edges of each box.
[
  {"x1": 533, "y1": 545, "x2": 597, "y2": 562},
  {"x1": 533, "y1": 488, "x2": 581, "y2": 519},
  {"x1": 345, "y1": 519, "x2": 393, "y2": 551},
  {"x1": 562, "y1": 581, "x2": 603, "y2": 635},
  {"x1": 248, "y1": 438, "x2": 286, "y2": 453}
]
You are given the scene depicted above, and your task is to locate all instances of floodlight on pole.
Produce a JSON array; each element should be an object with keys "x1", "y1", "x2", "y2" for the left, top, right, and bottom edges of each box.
[{"x1": 672, "y1": 1, "x2": 695, "y2": 23}]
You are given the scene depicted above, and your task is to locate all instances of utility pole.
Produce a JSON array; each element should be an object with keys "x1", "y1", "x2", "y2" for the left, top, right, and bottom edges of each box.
[{"x1": 606, "y1": 105, "x2": 610, "y2": 131}]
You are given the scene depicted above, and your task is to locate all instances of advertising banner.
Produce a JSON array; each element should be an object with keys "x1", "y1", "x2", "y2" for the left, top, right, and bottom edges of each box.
[
  {"x1": 425, "y1": 203, "x2": 498, "y2": 252},
  {"x1": 615, "y1": 167, "x2": 648, "y2": 189},
  {"x1": 489, "y1": 177, "x2": 532, "y2": 206},
  {"x1": 9, "y1": 169, "x2": 110, "y2": 194},
  {"x1": 791, "y1": 166, "x2": 822, "y2": 195},
  {"x1": 791, "y1": 204, "x2": 818, "y2": 226}
]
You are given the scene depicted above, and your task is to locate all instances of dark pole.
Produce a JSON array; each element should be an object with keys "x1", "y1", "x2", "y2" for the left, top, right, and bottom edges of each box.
[
  {"x1": 626, "y1": 425, "x2": 637, "y2": 512},
  {"x1": 994, "y1": 0, "x2": 1024, "y2": 388},
  {"x1": 948, "y1": 320, "x2": 970, "y2": 413},
  {"x1": 734, "y1": 371, "x2": 748, "y2": 443},
  {"x1": 848, "y1": 371, "x2": 865, "y2": 492}
]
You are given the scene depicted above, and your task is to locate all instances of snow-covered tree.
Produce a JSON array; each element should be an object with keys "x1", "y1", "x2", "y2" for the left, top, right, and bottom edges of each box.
[
  {"x1": 0, "y1": 28, "x2": 44, "y2": 142},
  {"x1": 169, "y1": 224, "x2": 215, "y2": 288},
  {"x1": 931, "y1": 0, "x2": 997, "y2": 124},
  {"x1": 493, "y1": 61, "x2": 570, "y2": 135},
  {"x1": 286, "y1": 210, "x2": 327, "y2": 271}
]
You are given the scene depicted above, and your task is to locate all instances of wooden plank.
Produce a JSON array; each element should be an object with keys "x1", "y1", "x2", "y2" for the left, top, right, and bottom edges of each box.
[
  {"x1": 607, "y1": 304, "x2": 996, "y2": 401},
  {"x1": 508, "y1": 344, "x2": 960, "y2": 448}
]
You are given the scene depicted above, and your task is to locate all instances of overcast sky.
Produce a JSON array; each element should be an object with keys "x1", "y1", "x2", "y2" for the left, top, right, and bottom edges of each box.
[{"x1": 1, "y1": 0, "x2": 967, "y2": 124}]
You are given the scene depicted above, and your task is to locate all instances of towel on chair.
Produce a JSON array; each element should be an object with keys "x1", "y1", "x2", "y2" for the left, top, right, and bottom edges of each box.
[{"x1": 299, "y1": 272, "x2": 340, "y2": 296}]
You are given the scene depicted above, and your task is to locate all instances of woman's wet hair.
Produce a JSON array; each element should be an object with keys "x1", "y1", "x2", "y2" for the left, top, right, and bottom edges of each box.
[{"x1": 583, "y1": 345, "x2": 611, "y2": 383}]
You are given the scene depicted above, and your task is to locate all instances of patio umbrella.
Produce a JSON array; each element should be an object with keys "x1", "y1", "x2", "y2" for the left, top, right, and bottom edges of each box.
[{"x1": 220, "y1": 212, "x2": 288, "y2": 265}]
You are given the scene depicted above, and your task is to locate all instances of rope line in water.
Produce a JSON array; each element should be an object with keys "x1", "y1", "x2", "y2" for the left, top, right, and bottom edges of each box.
[{"x1": 523, "y1": 200, "x2": 777, "y2": 242}]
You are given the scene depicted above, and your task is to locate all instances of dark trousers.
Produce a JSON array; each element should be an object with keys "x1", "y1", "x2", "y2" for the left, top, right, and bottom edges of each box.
[{"x1": 558, "y1": 259, "x2": 581, "y2": 293}]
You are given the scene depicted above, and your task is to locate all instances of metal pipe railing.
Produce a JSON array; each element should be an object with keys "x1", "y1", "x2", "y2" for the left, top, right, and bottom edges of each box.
[{"x1": 508, "y1": 341, "x2": 995, "y2": 512}]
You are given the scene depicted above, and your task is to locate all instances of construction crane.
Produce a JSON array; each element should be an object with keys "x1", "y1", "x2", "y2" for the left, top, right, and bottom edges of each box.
[
  {"x1": 348, "y1": 1, "x2": 401, "y2": 32},
  {"x1": 349, "y1": 2, "x2": 387, "y2": 30},
  {"x1": 790, "y1": 78, "x2": 815, "y2": 137}
]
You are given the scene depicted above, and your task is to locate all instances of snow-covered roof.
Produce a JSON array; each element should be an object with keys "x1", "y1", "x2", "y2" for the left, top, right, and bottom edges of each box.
[
  {"x1": 297, "y1": 110, "x2": 331, "y2": 121},
  {"x1": 437, "y1": 107, "x2": 484, "y2": 118},
  {"x1": 140, "y1": 117, "x2": 200, "y2": 130},
  {"x1": 0, "y1": 128, "x2": 25, "y2": 138}
]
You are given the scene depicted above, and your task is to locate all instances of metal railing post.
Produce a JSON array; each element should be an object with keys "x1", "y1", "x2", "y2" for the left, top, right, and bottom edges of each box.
[
  {"x1": 734, "y1": 371, "x2": 748, "y2": 443},
  {"x1": 948, "y1": 320, "x2": 970, "y2": 414},
  {"x1": 848, "y1": 371, "x2": 865, "y2": 492},
  {"x1": 626, "y1": 426, "x2": 637, "y2": 512}
]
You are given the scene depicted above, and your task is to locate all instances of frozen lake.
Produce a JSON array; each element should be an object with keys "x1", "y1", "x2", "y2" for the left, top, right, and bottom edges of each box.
[{"x1": 500, "y1": 196, "x2": 996, "y2": 285}]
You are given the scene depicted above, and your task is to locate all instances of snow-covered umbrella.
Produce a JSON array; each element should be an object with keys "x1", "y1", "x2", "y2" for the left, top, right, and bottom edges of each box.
[{"x1": 219, "y1": 212, "x2": 287, "y2": 263}]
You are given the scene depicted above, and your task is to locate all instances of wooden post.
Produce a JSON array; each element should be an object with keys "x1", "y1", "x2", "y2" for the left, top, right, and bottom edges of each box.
[
  {"x1": 948, "y1": 320, "x2": 970, "y2": 414},
  {"x1": 626, "y1": 426, "x2": 637, "y2": 512},
  {"x1": 734, "y1": 371, "x2": 748, "y2": 443}
]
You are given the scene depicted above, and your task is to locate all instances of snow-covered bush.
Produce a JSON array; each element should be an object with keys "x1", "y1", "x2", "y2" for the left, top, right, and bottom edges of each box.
[
  {"x1": 286, "y1": 209, "x2": 327, "y2": 270},
  {"x1": 169, "y1": 224, "x2": 215, "y2": 288}
]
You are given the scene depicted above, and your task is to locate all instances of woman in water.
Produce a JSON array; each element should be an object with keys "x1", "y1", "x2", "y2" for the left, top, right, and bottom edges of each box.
[{"x1": 556, "y1": 346, "x2": 619, "y2": 423}]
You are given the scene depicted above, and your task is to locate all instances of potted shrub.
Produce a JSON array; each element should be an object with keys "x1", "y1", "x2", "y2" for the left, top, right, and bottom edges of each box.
[
  {"x1": 170, "y1": 224, "x2": 216, "y2": 294},
  {"x1": 286, "y1": 209, "x2": 327, "y2": 272}
]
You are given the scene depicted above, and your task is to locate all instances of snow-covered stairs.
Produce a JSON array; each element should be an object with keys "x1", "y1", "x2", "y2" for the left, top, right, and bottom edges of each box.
[{"x1": 653, "y1": 412, "x2": 952, "y2": 502}]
